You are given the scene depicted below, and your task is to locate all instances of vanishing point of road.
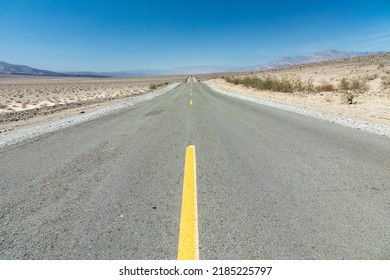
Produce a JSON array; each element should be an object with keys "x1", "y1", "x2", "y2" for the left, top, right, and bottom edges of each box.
[{"x1": 1, "y1": 77, "x2": 389, "y2": 259}]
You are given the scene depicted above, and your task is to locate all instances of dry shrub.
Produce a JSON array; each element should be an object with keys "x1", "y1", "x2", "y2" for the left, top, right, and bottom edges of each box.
[
  {"x1": 381, "y1": 75, "x2": 390, "y2": 88},
  {"x1": 364, "y1": 73, "x2": 378, "y2": 81},
  {"x1": 339, "y1": 77, "x2": 368, "y2": 104},
  {"x1": 316, "y1": 82, "x2": 335, "y2": 92},
  {"x1": 149, "y1": 82, "x2": 168, "y2": 90}
]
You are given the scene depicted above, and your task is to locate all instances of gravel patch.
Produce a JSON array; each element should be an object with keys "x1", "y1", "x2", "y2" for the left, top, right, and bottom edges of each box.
[
  {"x1": 0, "y1": 83, "x2": 179, "y2": 149},
  {"x1": 205, "y1": 81, "x2": 390, "y2": 138}
]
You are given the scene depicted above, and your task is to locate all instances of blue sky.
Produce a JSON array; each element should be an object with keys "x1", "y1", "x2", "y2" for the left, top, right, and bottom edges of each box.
[{"x1": 1, "y1": 0, "x2": 389, "y2": 71}]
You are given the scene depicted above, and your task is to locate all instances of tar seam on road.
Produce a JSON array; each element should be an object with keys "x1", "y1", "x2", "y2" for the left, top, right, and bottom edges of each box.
[{"x1": 177, "y1": 145, "x2": 199, "y2": 260}]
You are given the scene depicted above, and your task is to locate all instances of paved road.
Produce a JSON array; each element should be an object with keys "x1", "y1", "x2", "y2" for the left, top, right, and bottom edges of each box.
[{"x1": 1, "y1": 78, "x2": 389, "y2": 259}]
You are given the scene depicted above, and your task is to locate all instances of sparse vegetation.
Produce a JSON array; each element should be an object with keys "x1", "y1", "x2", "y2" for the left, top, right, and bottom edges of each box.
[
  {"x1": 225, "y1": 75, "x2": 334, "y2": 94},
  {"x1": 149, "y1": 81, "x2": 169, "y2": 90},
  {"x1": 315, "y1": 81, "x2": 335, "y2": 92},
  {"x1": 338, "y1": 77, "x2": 368, "y2": 104},
  {"x1": 224, "y1": 75, "x2": 316, "y2": 93},
  {"x1": 219, "y1": 52, "x2": 389, "y2": 108},
  {"x1": 381, "y1": 75, "x2": 390, "y2": 89},
  {"x1": 364, "y1": 73, "x2": 378, "y2": 81},
  {"x1": 0, "y1": 77, "x2": 182, "y2": 115},
  {"x1": 224, "y1": 74, "x2": 372, "y2": 101}
]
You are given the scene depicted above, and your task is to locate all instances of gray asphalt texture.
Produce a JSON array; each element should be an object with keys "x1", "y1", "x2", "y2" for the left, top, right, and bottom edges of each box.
[{"x1": 1, "y1": 78, "x2": 389, "y2": 259}]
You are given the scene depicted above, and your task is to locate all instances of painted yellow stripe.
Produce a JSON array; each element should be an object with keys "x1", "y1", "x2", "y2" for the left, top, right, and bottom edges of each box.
[{"x1": 177, "y1": 145, "x2": 199, "y2": 260}]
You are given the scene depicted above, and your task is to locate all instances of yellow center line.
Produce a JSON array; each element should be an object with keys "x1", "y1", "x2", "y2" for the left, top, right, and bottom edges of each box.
[{"x1": 177, "y1": 145, "x2": 199, "y2": 260}]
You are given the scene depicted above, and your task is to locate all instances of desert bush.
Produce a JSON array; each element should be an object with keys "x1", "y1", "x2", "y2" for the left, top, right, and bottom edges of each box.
[
  {"x1": 381, "y1": 75, "x2": 390, "y2": 88},
  {"x1": 338, "y1": 77, "x2": 368, "y2": 104},
  {"x1": 364, "y1": 73, "x2": 378, "y2": 81},
  {"x1": 276, "y1": 77, "x2": 294, "y2": 93},
  {"x1": 350, "y1": 77, "x2": 368, "y2": 92},
  {"x1": 339, "y1": 77, "x2": 368, "y2": 92},
  {"x1": 339, "y1": 78, "x2": 350, "y2": 92},
  {"x1": 149, "y1": 82, "x2": 169, "y2": 90},
  {"x1": 305, "y1": 78, "x2": 315, "y2": 93},
  {"x1": 339, "y1": 78, "x2": 354, "y2": 104},
  {"x1": 225, "y1": 77, "x2": 240, "y2": 85},
  {"x1": 343, "y1": 91, "x2": 356, "y2": 104},
  {"x1": 315, "y1": 82, "x2": 335, "y2": 92},
  {"x1": 291, "y1": 76, "x2": 304, "y2": 92}
]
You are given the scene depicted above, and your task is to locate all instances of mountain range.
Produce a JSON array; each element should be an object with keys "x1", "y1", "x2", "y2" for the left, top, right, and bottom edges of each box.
[
  {"x1": 0, "y1": 61, "x2": 106, "y2": 77},
  {"x1": 0, "y1": 50, "x2": 384, "y2": 77},
  {"x1": 0, "y1": 61, "x2": 64, "y2": 76},
  {"x1": 242, "y1": 50, "x2": 383, "y2": 71}
]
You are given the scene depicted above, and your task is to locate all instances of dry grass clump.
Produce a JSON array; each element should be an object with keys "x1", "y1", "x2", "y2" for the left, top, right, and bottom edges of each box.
[
  {"x1": 364, "y1": 73, "x2": 378, "y2": 81},
  {"x1": 377, "y1": 62, "x2": 385, "y2": 69},
  {"x1": 149, "y1": 81, "x2": 169, "y2": 90},
  {"x1": 381, "y1": 75, "x2": 390, "y2": 89},
  {"x1": 339, "y1": 77, "x2": 368, "y2": 104},
  {"x1": 315, "y1": 81, "x2": 335, "y2": 92}
]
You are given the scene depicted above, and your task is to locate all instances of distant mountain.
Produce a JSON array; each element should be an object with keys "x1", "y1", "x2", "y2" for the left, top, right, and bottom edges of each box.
[
  {"x1": 1, "y1": 61, "x2": 236, "y2": 77},
  {"x1": 1, "y1": 51, "x2": 385, "y2": 78},
  {"x1": 65, "y1": 65, "x2": 238, "y2": 77},
  {"x1": 158, "y1": 65, "x2": 238, "y2": 75},
  {"x1": 242, "y1": 50, "x2": 384, "y2": 71},
  {"x1": 0, "y1": 61, "x2": 107, "y2": 77},
  {"x1": 0, "y1": 61, "x2": 65, "y2": 76}
]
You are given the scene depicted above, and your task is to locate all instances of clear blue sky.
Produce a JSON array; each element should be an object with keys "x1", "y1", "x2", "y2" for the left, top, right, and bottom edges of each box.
[{"x1": 1, "y1": 0, "x2": 389, "y2": 71}]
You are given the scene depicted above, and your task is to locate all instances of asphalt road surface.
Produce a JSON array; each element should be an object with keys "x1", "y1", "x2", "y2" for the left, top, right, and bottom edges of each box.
[{"x1": 1, "y1": 78, "x2": 389, "y2": 259}]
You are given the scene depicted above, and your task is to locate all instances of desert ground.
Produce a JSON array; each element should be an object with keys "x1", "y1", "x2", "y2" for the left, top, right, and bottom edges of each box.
[
  {"x1": 208, "y1": 52, "x2": 390, "y2": 127},
  {"x1": 0, "y1": 75, "x2": 185, "y2": 133}
]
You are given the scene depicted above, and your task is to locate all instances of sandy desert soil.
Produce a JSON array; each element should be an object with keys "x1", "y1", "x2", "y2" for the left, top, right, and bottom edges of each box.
[
  {"x1": 0, "y1": 75, "x2": 185, "y2": 133},
  {"x1": 209, "y1": 53, "x2": 390, "y2": 127}
]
